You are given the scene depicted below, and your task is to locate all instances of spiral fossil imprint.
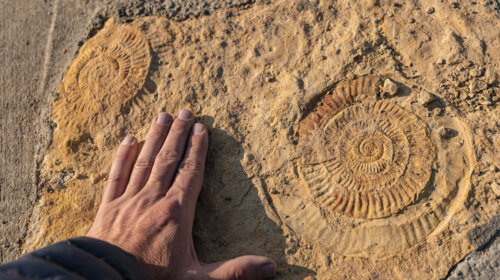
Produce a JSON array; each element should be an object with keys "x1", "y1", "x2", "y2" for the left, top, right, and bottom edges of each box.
[
  {"x1": 290, "y1": 75, "x2": 474, "y2": 258},
  {"x1": 57, "y1": 20, "x2": 151, "y2": 125},
  {"x1": 297, "y1": 76, "x2": 435, "y2": 219}
]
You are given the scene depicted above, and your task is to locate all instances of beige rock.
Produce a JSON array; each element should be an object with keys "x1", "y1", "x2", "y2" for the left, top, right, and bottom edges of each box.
[
  {"x1": 485, "y1": 68, "x2": 498, "y2": 85},
  {"x1": 469, "y1": 67, "x2": 484, "y2": 77},
  {"x1": 469, "y1": 79, "x2": 488, "y2": 94},
  {"x1": 382, "y1": 78, "x2": 399, "y2": 96},
  {"x1": 418, "y1": 90, "x2": 436, "y2": 105},
  {"x1": 20, "y1": 1, "x2": 500, "y2": 279}
]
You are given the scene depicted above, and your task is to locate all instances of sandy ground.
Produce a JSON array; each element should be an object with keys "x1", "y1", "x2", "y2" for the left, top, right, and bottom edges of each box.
[{"x1": 1, "y1": 0, "x2": 499, "y2": 279}]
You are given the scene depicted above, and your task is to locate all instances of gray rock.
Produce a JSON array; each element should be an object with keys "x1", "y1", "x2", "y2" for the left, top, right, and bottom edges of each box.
[
  {"x1": 446, "y1": 215, "x2": 500, "y2": 279},
  {"x1": 467, "y1": 215, "x2": 500, "y2": 250},
  {"x1": 106, "y1": 0, "x2": 254, "y2": 22},
  {"x1": 484, "y1": 0, "x2": 500, "y2": 19}
]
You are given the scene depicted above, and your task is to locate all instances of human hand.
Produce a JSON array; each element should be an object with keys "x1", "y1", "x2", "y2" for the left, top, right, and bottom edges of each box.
[{"x1": 86, "y1": 110, "x2": 277, "y2": 279}]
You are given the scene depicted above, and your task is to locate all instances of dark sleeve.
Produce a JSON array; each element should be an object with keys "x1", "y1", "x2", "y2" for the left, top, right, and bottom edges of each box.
[{"x1": 0, "y1": 237, "x2": 146, "y2": 280}]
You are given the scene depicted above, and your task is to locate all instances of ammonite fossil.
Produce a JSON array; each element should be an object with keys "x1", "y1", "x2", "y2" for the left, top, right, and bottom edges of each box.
[
  {"x1": 289, "y1": 75, "x2": 474, "y2": 258},
  {"x1": 299, "y1": 96, "x2": 434, "y2": 218},
  {"x1": 55, "y1": 20, "x2": 151, "y2": 129}
]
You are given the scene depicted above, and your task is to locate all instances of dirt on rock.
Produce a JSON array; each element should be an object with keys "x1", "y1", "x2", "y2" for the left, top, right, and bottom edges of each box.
[{"x1": 3, "y1": 0, "x2": 500, "y2": 279}]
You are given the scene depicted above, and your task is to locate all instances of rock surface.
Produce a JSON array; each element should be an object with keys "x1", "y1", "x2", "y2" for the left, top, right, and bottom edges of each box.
[{"x1": 1, "y1": 0, "x2": 500, "y2": 279}]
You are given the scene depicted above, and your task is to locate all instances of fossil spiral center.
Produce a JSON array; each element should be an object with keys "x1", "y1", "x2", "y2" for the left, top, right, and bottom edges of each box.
[
  {"x1": 354, "y1": 133, "x2": 386, "y2": 158},
  {"x1": 358, "y1": 138, "x2": 379, "y2": 156},
  {"x1": 346, "y1": 130, "x2": 394, "y2": 176}
]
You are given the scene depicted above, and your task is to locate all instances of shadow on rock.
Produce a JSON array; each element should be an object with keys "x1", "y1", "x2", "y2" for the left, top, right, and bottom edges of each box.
[{"x1": 193, "y1": 116, "x2": 314, "y2": 279}]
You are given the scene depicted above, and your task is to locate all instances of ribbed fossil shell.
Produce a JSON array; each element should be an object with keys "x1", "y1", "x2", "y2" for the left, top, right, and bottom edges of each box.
[
  {"x1": 289, "y1": 75, "x2": 474, "y2": 258},
  {"x1": 60, "y1": 22, "x2": 151, "y2": 118},
  {"x1": 297, "y1": 76, "x2": 435, "y2": 218}
]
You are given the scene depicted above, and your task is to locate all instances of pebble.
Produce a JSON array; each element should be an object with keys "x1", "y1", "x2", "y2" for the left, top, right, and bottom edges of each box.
[
  {"x1": 265, "y1": 76, "x2": 275, "y2": 83},
  {"x1": 382, "y1": 78, "x2": 399, "y2": 96},
  {"x1": 491, "y1": 182, "x2": 500, "y2": 197},
  {"x1": 438, "y1": 127, "x2": 454, "y2": 140},
  {"x1": 427, "y1": 7, "x2": 435, "y2": 14},
  {"x1": 469, "y1": 68, "x2": 484, "y2": 77},
  {"x1": 418, "y1": 90, "x2": 435, "y2": 105},
  {"x1": 469, "y1": 79, "x2": 487, "y2": 94},
  {"x1": 448, "y1": 88, "x2": 459, "y2": 97},
  {"x1": 460, "y1": 60, "x2": 473, "y2": 68},
  {"x1": 484, "y1": 68, "x2": 497, "y2": 85},
  {"x1": 491, "y1": 94, "x2": 499, "y2": 103},
  {"x1": 490, "y1": 165, "x2": 499, "y2": 172},
  {"x1": 459, "y1": 91, "x2": 469, "y2": 100},
  {"x1": 457, "y1": 72, "x2": 469, "y2": 83},
  {"x1": 433, "y1": 107, "x2": 444, "y2": 116},
  {"x1": 436, "y1": 58, "x2": 446, "y2": 65},
  {"x1": 479, "y1": 98, "x2": 492, "y2": 106}
]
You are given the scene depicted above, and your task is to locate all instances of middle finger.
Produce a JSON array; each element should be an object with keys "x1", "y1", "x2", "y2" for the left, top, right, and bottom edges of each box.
[{"x1": 146, "y1": 109, "x2": 194, "y2": 194}]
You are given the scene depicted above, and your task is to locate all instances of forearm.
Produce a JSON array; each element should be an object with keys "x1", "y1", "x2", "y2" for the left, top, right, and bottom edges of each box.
[{"x1": 0, "y1": 237, "x2": 146, "y2": 280}]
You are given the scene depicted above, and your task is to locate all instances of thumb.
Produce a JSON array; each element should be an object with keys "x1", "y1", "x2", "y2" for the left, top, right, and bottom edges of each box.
[{"x1": 204, "y1": 255, "x2": 277, "y2": 280}]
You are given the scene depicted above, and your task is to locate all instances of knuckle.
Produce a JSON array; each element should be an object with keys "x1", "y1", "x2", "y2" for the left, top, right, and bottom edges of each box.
[
  {"x1": 180, "y1": 158, "x2": 203, "y2": 172},
  {"x1": 146, "y1": 179, "x2": 163, "y2": 189},
  {"x1": 156, "y1": 149, "x2": 180, "y2": 164},
  {"x1": 133, "y1": 195, "x2": 154, "y2": 211},
  {"x1": 160, "y1": 199, "x2": 184, "y2": 222},
  {"x1": 106, "y1": 174, "x2": 124, "y2": 185},
  {"x1": 134, "y1": 157, "x2": 154, "y2": 169}
]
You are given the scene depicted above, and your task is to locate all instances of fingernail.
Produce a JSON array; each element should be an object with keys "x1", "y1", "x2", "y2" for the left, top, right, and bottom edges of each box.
[
  {"x1": 122, "y1": 136, "x2": 135, "y2": 145},
  {"x1": 193, "y1": 123, "x2": 205, "y2": 134},
  {"x1": 157, "y1": 113, "x2": 172, "y2": 126},
  {"x1": 177, "y1": 109, "x2": 193, "y2": 121},
  {"x1": 259, "y1": 263, "x2": 276, "y2": 279}
]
